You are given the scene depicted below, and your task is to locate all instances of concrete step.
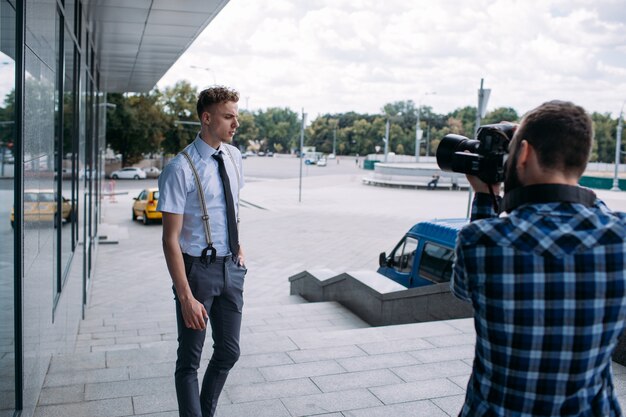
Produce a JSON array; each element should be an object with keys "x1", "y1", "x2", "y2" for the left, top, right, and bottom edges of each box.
[
  {"x1": 242, "y1": 300, "x2": 370, "y2": 337},
  {"x1": 40, "y1": 318, "x2": 476, "y2": 416}
]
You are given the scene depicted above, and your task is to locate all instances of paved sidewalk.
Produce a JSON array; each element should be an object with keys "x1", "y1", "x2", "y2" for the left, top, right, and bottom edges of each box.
[{"x1": 35, "y1": 172, "x2": 626, "y2": 416}]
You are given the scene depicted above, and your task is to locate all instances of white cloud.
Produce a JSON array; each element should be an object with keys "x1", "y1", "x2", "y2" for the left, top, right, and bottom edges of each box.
[{"x1": 158, "y1": 0, "x2": 626, "y2": 119}]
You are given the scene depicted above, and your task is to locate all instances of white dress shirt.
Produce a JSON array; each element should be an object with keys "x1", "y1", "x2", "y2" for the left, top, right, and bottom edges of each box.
[{"x1": 157, "y1": 135, "x2": 244, "y2": 256}]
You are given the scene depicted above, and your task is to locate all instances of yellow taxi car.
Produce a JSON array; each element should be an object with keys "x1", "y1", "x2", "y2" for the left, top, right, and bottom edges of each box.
[
  {"x1": 132, "y1": 188, "x2": 162, "y2": 225},
  {"x1": 11, "y1": 189, "x2": 74, "y2": 228}
]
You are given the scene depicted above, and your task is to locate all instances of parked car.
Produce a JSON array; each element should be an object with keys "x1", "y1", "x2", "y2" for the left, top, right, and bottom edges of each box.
[
  {"x1": 266, "y1": 151, "x2": 274, "y2": 157},
  {"x1": 142, "y1": 166, "x2": 161, "y2": 178},
  {"x1": 258, "y1": 151, "x2": 266, "y2": 157},
  {"x1": 110, "y1": 167, "x2": 146, "y2": 180},
  {"x1": 316, "y1": 158, "x2": 327, "y2": 167},
  {"x1": 378, "y1": 218, "x2": 467, "y2": 288},
  {"x1": 11, "y1": 189, "x2": 74, "y2": 229},
  {"x1": 132, "y1": 188, "x2": 161, "y2": 225}
]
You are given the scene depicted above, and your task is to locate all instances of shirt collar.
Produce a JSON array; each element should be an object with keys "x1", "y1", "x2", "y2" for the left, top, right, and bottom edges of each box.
[{"x1": 193, "y1": 133, "x2": 221, "y2": 159}]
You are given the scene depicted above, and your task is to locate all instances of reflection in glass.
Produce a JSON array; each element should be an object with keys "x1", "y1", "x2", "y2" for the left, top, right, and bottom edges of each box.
[
  {"x1": 0, "y1": 0, "x2": 16, "y2": 413},
  {"x1": 60, "y1": 22, "x2": 75, "y2": 285}
]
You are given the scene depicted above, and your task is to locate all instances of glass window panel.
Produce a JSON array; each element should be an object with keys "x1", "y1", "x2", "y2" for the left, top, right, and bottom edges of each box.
[
  {"x1": 60, "y1": 21, "x2": 75, "y2": 284},
  {"x1": 418, "y1": 242, "x2": 455, "y2": 283},
  {"x1": 0, "y1": 0, "x2": 16, "y2": 412},
  {"x1": 393, "y1": 237, "x2": 418, "y2": 273}
]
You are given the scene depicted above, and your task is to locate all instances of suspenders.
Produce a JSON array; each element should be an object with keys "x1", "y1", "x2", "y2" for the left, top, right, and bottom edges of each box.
[{"x1": 180, "y1": 145, "x2": 240, "y2": 264}]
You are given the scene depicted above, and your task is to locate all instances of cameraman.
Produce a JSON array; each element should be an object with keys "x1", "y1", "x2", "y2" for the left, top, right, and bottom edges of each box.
[{"x1": 451, "y1": 100, "x2": 626, "y2": 416}]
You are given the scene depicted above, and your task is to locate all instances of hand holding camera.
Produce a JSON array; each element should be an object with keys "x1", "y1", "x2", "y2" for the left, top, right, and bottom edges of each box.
[{"x1": 436, "y1": 123, "x2": 516, "y2": 185}]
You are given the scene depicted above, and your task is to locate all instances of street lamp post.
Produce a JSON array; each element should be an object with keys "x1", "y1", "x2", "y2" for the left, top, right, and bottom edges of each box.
[
  {"x1": 611, "y1": 102, "x2": 625, "y2": 191},
  {"x1": 415, "y1": 92, "x2": 436, "y2": 162},
  {"x1": 190, "y1": 65, "x2": 217, "y2": 85},
  {"x1": 383, "y1": 112, "x2": 402, "y2": 163},
  {"x1": 384, "y1": 118, "x2": 390, "y2": 162}
]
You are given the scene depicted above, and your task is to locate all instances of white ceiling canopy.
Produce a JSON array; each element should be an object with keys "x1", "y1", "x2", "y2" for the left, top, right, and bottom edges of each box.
[{"x1": 84, "y1": 0, "x2": 228, "y2": 92}]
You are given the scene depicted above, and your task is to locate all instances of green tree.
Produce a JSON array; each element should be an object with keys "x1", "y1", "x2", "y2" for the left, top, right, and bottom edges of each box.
[
  {"x1": 0, "y1": 89, "x2": 15, "y2": 153},
  {"x1": 235, "y1": 111, "x2": 259, "y2": 151},
  {"x1": 482, "y1": 107, "x2": 519, "y2": 125},
  {"x1": 591, "y1": 112, "x2": 619, "y2": 163},
  {"x1": 255, "y1": 107, "x2": 300, "y2": 153},
  {"x1": 158, "y1": 81, "x2": 198, "y2": 154},
  {"x1": 448, "y1": 106, "x2": 477, "y2": 138},
  {"x1": 106, "y1": 92, "x2": 168, "y2": 166}
]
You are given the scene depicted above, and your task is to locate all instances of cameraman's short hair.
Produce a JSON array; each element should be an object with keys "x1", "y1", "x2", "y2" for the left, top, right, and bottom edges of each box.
[
  {"x1": 516, "y1": 100, "x2": 592, "y2": 177},
  {"x1": 196, "y1": 86, "x2": 240, "y2": 120}
]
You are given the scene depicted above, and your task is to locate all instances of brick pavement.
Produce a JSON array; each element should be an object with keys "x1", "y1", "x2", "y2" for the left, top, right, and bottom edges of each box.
[{"x1": 35, "y1": 173, "x2": 626, "y2": 416}]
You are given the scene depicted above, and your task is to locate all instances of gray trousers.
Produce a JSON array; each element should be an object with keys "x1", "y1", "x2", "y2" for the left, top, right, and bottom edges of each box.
[{"x1": 174, "y1": 254, "x2": 246, "y2": 417}]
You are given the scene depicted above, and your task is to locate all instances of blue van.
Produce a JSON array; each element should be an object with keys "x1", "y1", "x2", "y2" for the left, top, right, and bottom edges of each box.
[{"x1": 378, "y1": 218, "x2": 467, "y2": 288}]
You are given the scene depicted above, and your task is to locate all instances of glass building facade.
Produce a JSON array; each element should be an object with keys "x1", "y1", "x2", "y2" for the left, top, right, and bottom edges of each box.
[{"x1": 0, "y1": 1, "x2": 227, "y2": 415}]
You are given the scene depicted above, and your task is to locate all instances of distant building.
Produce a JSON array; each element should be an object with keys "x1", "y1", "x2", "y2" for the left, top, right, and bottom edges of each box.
[{"x1": 0, "y1": 1, "x2": 229, "y2": 415}]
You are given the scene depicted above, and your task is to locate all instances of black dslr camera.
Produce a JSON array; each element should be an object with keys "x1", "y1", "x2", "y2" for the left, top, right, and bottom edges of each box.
[{"x1": 435, "y1": 123, "x2": 515, "y2": 184}]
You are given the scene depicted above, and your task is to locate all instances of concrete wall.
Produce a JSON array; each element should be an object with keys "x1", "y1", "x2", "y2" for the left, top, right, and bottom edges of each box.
[{"x1": 289, "y1": 270, "x2": 473, "y2": 326}]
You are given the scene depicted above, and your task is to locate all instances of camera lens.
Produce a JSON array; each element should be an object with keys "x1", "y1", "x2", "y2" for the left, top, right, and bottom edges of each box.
[{"x1": 436, "y1": 134, "x2": 480, "y2": 172}]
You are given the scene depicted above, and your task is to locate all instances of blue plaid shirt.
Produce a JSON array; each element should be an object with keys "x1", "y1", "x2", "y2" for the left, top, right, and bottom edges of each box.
[{"x1": 452, "y1": 192, "x2": 626, "y2": 416}]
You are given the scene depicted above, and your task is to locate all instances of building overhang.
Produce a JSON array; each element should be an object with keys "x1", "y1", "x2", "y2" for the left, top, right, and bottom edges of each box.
[{"x1": 84, "y1": 0, "x2": 228, "y2": 93}]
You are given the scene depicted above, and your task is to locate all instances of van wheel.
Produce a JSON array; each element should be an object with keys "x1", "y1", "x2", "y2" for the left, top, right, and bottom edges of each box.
[{"x1": 142, "y1": 212, "x2": 150, "y2": 225}]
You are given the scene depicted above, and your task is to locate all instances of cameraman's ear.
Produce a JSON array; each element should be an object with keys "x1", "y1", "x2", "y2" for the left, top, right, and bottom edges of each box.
[{"x1": 517, "y1": 140, "x2": 531, "y2": 166}]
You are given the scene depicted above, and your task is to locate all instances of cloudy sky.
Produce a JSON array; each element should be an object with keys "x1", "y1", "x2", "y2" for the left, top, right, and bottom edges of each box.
[{"x1": 159, "y1": 0, "x2": 625, "y2": 120}]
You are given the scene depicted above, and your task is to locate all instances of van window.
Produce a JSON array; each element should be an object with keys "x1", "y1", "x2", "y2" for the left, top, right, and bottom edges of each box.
[
  {"x1": 392, "y1": 237, "x2": 418, "y2": 273},
  {"x1": 419, "y1": 242, "x2": 454, "y2": 283}
]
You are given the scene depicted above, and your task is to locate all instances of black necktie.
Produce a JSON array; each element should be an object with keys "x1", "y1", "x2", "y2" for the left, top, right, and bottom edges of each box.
[{"x1": 212, "y1": 152, "x2": 239, "y2": 256}]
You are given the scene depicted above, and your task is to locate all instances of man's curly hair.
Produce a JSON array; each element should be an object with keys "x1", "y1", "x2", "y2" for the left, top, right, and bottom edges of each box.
[{"x1": 196, "y1": 86, "x2": 240, "y2": 120}]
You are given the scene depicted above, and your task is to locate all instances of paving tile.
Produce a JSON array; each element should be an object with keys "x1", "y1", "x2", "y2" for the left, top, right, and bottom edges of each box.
[
  {"x1": 235, "y1": 352, "x2": 294, "y2": 368},
  {"x1": 281, "y1": 388, "x2": 382, "y2": 416},
  {"x1": 132, "y1": 391, "x2": 178, "y2": 415},
  {"x1": 115, "y1": 334, "x2": 163, "y2": 345},
  {"x1": 215, "y1": 399, "x2": 291, "y2": 417},
  {"x1": 409, "y1": 345, "x2": 475, "y2": 364},
  {"x1": 287, "y1": 345, "x2": 366, "y2": 363},
  {"x1": 226, "y1": 378, "x2": 320, "y2": 403},
  {"x1": 129, "y1": 362, "x2": 172, "y2": 380},
  {"x1": 259, "y1": 360, "x2": 345, "y2": 381},
  {"x1": 424, "y1": 333, "x2": 476, "y2": 348},
  {"x1": 614, "y1": 363, "x2": 626, "y2": 375},
  {"x1": 225, "y1": 367, "x2": 266, "y2": 385},
  {"x1": 370, "y1": 378, "x2": 465, "y2": 405},
  {"x1": 445, "y1": 318, "x2": 475, "y2": 333},
  {"x1": 44, "y1": 367, "x2": 129, "y2": 388},
  {"x1": 33, "y1": 397, "x2": 133, "y2": 417},
  {"x1": 338, "y1": 352, "x2": 420, "y2": 372},
  {"x1": 358, "y1": 337, "x2": 435, "y2": 355},
  {"x1": 312, "y1": 369, "x2": 403, "y2": 392},
  {"x1": 106, "y1": 345, "x2": 176, "y2": 368},
  {"x1": 343, "y1": 399, "x2": 449, "y2": 417},
  {"x1": 240, "y1": 333, "x2": 299, "y2": 355},
  {"x1": 448, "y1": 374, "x2": 470, "y2": 390},
  {"x1": 431, "y1": 394, "x2": 466, "y2": 416},
  {"x1": 92, "y1": 343, "x2": 141, "y2": 352},
  {"x1": 391, "y1": 360, "x2": 472, "y2": 382},
  {"x1": 37, "y1": 384, "x2": 85, "y2": 405},
  {"x1": 85, "y1": 376, "x2": 171, "y2": 400},
  {"x1": 48, "y1": 352, "x2": 106, "y2": 373}
]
